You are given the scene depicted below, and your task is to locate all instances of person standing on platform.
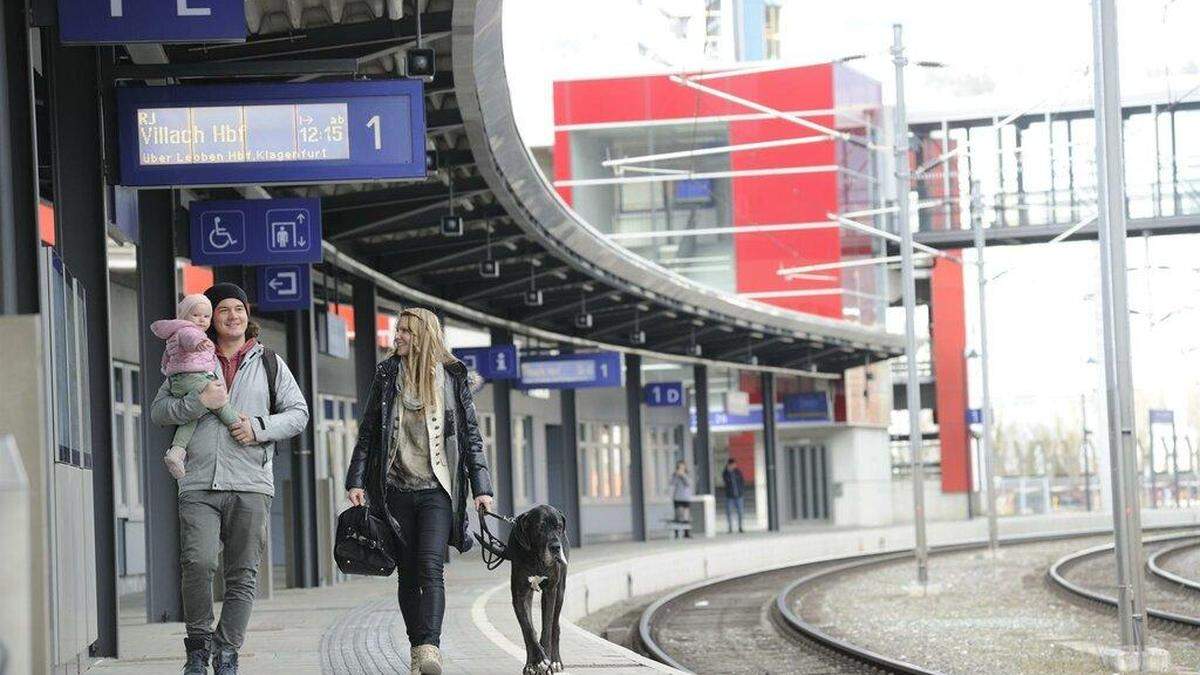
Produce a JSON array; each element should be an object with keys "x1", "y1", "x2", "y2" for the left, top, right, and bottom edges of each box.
[
  {"x1": 151, "y1": 283, "x2": 310, "y2": 675},
  {"x1": 722, "y1": 458, "x2": 746, "y2": 533},
  {"x1": 345, "y1": 308, "x2": 494, "y2": 675},
  {"x1": 669, "y1": 461, "x2": 693, "y2": 538}
]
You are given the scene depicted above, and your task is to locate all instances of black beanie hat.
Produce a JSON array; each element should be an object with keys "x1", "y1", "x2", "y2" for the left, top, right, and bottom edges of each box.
[{"x1": 204, "y1": 282, "x2": 250, "y2": 312}]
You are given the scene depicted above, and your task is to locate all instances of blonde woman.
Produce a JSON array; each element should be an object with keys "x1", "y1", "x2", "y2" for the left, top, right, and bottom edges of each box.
[{"x1": 345, "y1": 308, "x2": 494, "y2": 675}]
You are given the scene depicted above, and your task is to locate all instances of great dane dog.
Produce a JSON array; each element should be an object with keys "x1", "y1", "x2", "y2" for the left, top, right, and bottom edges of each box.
[{"x1": 476, "y1": 504, "x2": 569, "y2": 675}]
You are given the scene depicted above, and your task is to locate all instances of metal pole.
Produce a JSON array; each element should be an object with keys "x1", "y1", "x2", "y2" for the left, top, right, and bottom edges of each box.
[
  {"x1": 893, "y1": 24, "x2": 929, "y2": 585},
  {"x1": 1081, "y1": 394, "x2": 1093, "y2": 512},
  {"x1": 625, "y1": 353, "x2": 647, "y2": 541},
  {"x1": 971, "y1": 183, "x2": 998, "y2": 556},
  {"x1": 1169, "y1": 419, "x2": 1180, "y2": 508},
  {"x1": 1091, "y1": 0, "x2": 1148, "y2": 654}
]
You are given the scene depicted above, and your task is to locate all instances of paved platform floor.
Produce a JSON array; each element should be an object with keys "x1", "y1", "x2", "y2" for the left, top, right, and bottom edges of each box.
[{"x1": 90, "y1": 510, "x2": 1200, "y2": 674}]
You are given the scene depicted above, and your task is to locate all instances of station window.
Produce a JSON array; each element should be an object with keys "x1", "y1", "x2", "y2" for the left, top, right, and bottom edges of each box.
[
  {"x1": 764, "y1": 4, "x2": 782, "y2": 60},
  {"x1": 579, "y1": 421, "x2": 630, "y2": 501},
  {"x1": 512, "y1": 415, "x2": 536, "y2": 505},
  {"x1": 111, "y1": 362, "x2": 143, "y2": 520},
  {"x1": 646, "y1": 424, "x2": 686, "y2": 499}
]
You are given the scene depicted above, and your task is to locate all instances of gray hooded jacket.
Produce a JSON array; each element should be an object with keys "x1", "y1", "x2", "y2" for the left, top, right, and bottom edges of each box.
[{"x1": 151, "y1": 342, "x2": 309, "y2": 495}]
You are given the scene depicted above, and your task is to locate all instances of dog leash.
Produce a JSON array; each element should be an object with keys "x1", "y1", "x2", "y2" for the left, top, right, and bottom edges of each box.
[{"x1": 477, "y1": 508, "x2": 516, "y2": 571}]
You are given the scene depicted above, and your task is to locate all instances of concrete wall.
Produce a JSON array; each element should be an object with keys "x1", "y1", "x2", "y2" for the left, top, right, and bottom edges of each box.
[{"x1": 891, "y1": 476, "x2": 971, "y2": 524}]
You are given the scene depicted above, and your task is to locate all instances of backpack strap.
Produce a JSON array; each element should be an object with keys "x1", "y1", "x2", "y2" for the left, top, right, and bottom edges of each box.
[{"x1": 260, "y1": 346, "x2": 279, "y2": 414}]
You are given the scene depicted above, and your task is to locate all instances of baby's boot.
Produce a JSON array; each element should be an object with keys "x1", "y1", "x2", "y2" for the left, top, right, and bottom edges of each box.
[{"x1": 164, "y1": 446, "x2": 187, "y2": 479}]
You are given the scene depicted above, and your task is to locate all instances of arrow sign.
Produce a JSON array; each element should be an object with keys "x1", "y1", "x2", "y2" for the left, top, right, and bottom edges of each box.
[{"x1": 257, "y1": 264, "x2": 310, "y2": 312}]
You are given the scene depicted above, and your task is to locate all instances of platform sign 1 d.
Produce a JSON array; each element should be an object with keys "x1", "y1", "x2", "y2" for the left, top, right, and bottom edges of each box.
[
  {"x1": 453, "y1": 346, "x2": 519, "y2": 380},
  {"x1": 644, "y1": 382, "x2": 683, "y2": 407},
  {"x1": 256, "y1": 264, "x2": 310, "y2": 312},
  {"x1": 190, "y1": 198, "x2": 322, "y2": 266},
  {"x1": 58, "y1": 0, "x2": 247, "y2": 44}
]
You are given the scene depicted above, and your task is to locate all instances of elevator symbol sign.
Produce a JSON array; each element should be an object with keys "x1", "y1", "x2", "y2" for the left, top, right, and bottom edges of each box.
[
  {"x1": 452, "y1": 345, "x2": 519, "y2": 380},
  {"x1": 190, "y1": 198, "x2": 322, "y2": 266},
  {"x1": 267, "y1": 208, "x2": 312, "y2": 253}
]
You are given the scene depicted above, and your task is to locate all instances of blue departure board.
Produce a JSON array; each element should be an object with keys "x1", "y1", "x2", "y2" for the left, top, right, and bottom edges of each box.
[{"x1": 117, "y1": 80, "x2": 426, "y2": 186}]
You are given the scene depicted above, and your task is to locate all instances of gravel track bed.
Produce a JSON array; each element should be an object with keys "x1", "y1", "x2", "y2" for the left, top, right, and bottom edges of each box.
[
  {"x1": 650, "y1": 563, "x2": 869, "y2": 674},
  {"x1": 1158, "y1": 541, "x2": 1200, "y2": 586},
  {"x1": 791, "y1": 536, "x2": 1200, "y2": 674}
]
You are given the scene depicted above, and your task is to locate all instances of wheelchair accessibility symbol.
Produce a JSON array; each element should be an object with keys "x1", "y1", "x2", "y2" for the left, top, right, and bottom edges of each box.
[{"x1": 199, "y1": 211, "x2": 246, "y2": 256}]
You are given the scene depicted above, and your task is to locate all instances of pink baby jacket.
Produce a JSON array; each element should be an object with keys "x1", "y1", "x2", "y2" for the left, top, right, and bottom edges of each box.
[{"x1": 150, "y1": 319, "x2": 219, "y2": 376}]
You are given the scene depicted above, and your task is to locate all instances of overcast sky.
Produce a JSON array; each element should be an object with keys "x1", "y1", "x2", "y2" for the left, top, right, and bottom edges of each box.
[{"x1": 500, "y1": 0, "x2": 1200, "y2": 435}]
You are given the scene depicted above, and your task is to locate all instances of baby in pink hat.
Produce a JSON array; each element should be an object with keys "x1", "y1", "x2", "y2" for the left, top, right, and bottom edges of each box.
[{"x1": 150, "y1": 294, "x2": 242, "y2": 479}]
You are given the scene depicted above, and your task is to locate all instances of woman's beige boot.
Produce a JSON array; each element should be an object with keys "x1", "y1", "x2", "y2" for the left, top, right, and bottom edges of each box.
[{"x1": 412, "y1": 644, "x2": 442, "y2": 675}]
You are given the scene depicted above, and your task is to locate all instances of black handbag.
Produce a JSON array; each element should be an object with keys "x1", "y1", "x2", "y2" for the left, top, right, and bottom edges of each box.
[{"x1": 335, "y1": 505, "x2": 397, "y2": 577}]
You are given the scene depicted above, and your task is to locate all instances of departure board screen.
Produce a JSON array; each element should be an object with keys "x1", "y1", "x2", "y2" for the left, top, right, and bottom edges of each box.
[
  {"x1": 117, "y1": 80, "x2": 427, "y2": 186},
  {"x1": 137, "y1": 103, "x2": 351, "y2": 166}
]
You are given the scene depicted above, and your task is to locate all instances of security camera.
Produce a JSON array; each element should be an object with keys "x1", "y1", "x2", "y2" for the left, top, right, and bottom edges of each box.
[
  {"x1": 574, "y1": 313, "x2": 594, "y2": 329},
  {"x1": 629, "y1": 330, "x2": 646, "y2": 345},
  {"x1": 524, "y1": 290, "x2": 544, "y2": 307},
  {"x1": 406, "y1": 48, "x2": 436, "y2": 82},
  {"x1": 440, "y1": 215, "x2": 464, "y2": 237},
  {"x1": 687, "y1": 343, "x2": 702, "y2": 357}
]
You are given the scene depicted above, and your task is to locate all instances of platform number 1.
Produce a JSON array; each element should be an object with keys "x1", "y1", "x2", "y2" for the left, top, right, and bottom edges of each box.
[{"x1": 367, "y1": 115, "x2": 382, "y2": 150}]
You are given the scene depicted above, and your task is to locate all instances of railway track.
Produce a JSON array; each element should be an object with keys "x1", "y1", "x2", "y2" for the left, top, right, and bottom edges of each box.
[
  {"x1": 1146, "y1": 537, "x2": 1200, "y2": 593},
  {"x1": 636, "y1": 528, "x2": 1194, "y2": 674},
  {"x1": 1047, "y1": 532, "x2": 1200, "y2": 634}
]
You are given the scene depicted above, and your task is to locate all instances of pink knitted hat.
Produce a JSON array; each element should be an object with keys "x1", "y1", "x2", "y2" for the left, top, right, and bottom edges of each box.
[{"x1": 176, "y1": 293, "x2": 212, "y2": 320}]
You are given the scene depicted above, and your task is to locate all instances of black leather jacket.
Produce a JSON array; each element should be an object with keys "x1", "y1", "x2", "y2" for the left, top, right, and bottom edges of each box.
[{"x1": 345, "y1": 356, "x2": 493, "y2": 553}]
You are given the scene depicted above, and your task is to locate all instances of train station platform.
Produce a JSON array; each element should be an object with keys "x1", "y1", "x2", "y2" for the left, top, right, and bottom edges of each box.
[{"x1": 89, "y1": 509, "x2": 1200, "y2": 674}]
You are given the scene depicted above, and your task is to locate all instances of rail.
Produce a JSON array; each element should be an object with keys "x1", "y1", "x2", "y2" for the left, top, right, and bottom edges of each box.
[
  {"x1": 1145, "y1": 538, "x2": 1200, "y2": 595},
  {"x1": 1046, "y1": 532, "x2": 1200, "y2": 630}
]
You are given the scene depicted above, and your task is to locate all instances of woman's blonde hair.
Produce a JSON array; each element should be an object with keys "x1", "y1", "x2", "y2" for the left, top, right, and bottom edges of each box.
[{"x1": 395, "y1": 307, "x2": 456, "y2": 408}]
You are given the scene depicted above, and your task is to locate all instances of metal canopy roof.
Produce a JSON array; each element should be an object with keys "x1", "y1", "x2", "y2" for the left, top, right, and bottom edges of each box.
[{"x1": 137, "y1": 0, "x2": 904, "y2": 376}]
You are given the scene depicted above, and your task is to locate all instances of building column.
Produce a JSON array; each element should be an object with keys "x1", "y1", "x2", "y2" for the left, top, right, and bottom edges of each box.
[
  {"x1": 352, "y1": 277, "x2": 379, "y2": 405},
  {"x1": 286, "y1": 303, "x2": 319, "y2": 588},
  {"x1": 46, "y1": 33, "x2": 118, "y2": 654},
  {"x1": 489, "y1": 327, "x2": 514, "y2": 513},
  {"x1": 625, "y1": 353, "x2": 647, "y2": 541},
  {"x1": 0, "y1": 0, "x2": 40, "y2": 316},
  {"x1": 760, "y1": 371, "x2": 780, "y2": 531},
  {"x1": 692, "y1": 364, "x2": 712, "y2": 494},
  {"x1": 137, "y1": 190, "x2": 183, "y2": 622},
  {"x1": 559, "y1": 370, "x2": 582, "y2": 548}
]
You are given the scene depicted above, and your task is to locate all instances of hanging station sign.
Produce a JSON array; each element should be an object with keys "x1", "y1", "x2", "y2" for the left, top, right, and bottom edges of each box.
[
  {"x1": 58, "y1": 0, "x2": 247, "y2": 45},
  {"x1": 189, "y1": 198, "x2": 322, "y2": 266},
  {"x1": 116, "y1": 80, "x2": 427, "y2": 187}
]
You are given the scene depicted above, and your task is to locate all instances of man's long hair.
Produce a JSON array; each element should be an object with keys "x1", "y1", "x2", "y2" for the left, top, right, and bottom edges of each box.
[{"x1": 395, "y1": 308, "x2": 456, "y2": 409}]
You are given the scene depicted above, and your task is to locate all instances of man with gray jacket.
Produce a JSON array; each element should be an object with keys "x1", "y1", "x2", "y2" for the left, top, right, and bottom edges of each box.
[{"x1": 151, "y1": 283, "x2": 309, "y2": 675}]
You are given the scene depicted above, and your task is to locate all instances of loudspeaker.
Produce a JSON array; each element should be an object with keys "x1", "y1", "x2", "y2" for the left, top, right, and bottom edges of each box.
[
  {"x1": 524, "y1": 290, "x2": 544, "y2": 307},
  {"x1": 574, "y1": 313, "x2": 593, "y2": 329},
  {"x1": 405, "y1": 48, "x2": 436, "y2": 82},
  {"x1": 440, "y1": 215, "x2": 464, "y2": 237},
  {"x1": 479, "y1": 259, "x2": 500, "y2": 278}
]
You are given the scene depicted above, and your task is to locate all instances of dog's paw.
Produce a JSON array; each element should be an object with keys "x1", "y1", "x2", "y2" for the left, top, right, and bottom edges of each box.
[{"x1": 550, "y1": 660, "x2": 564, "y2": 672}]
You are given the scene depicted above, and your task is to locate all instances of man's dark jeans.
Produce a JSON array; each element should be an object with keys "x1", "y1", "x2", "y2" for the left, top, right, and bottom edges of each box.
[{"x1": 386, "y1": 487, "x2": 453, "y2": 647}]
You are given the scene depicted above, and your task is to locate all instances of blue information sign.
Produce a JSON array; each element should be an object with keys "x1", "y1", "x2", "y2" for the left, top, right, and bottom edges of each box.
[
  {"x1": 966, "y1": 408, "x2": 983, "y2": 425},
  {"x1": 644, "y1": 382, "x2": 684, "y2": 407},
  {"x1": 1149, "y1": 409, "x2": 1174, "y2": 424},
  {"x1": 117, "y1": 80, "x2": 426, "y2": 187},
  {"x1": 518, "y1": 352, "x2": 622, "y2": 390},
  {"x1": 453, "y1": 346, "x2": 519, "y2": 380},
  {"x1": 256, "y1": 264, "x2": 310, "y2": 312},
  {"x1": 782, "y1": 392, "x2": 830, "y2": 421},
  {"x1": 190, "y1": 198, "x2": 322, "y2": 266},
  {"x1": 59, "y1": 0, "x2": 246, "y2": 45}
]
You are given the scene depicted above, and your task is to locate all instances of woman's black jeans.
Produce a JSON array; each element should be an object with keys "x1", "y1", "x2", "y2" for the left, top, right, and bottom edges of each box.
[{"x1": 386, "y1": 487, "x2": 453, "y2": 647}]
